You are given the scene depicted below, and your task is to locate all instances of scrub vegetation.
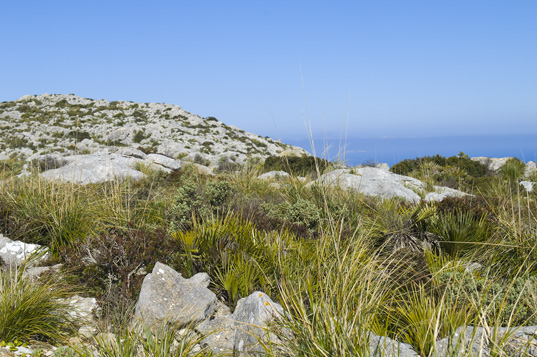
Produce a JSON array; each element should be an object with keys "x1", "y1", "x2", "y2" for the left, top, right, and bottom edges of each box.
[{"x1": 0, "y1": 153, "x2": 536, "y2": 356}]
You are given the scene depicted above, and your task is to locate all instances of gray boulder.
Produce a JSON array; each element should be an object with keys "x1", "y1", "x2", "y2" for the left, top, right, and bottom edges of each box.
[
  {"x1": 257, "y1": 171, "x2": 290, "y2": 180},
  {"x1": 471, "y1": 157, "x2": 512, "y2": 172},
  {"x1": 425, "y1": 186, "x2": 472, "y2": 202},
  {"x1": 0, "y1": 234, "x2": 48, "y2": 266},
  {"x1": 145, "y1": 153, "x2": 181, "y2": 171},
  {"x1": 134, "y1": 262, "x2": 218, "y2": 326},
  {"x1": 310, "y1": 168, "x2": 423, "y2": 203},
  {"x1": 232, "y1": 291, "x2": 284, "y2": 355},
  {"x1": 40, "y1": 153, "x2": 145, "y2": 184},
  {"x1": 197, "y1": 315, "x2": 235, "y2": 355}
]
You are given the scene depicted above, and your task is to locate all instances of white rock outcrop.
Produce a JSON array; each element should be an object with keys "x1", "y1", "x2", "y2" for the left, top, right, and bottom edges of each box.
[
  {"x1": 309, "y1": 167, "x2": 424, "y2": 203},
  {"x1": 0, "y1": 94, "x2": 308, "y2": 165},
  {"x1": 309, "y1": 167, "x2": 470, "y2": 203},
  {"x1": 40, "y1": 153, "x2": 146, "y2": 184},
  {"x1": 0, "y1": 234, "x2": 48, "y2": 266},
  {"x1": 471, "y1": 157, "x2": 511, "y2": 172},
  {"x1": 520, "y1": 181, "x2": 535, "y2": 193},
  {"x1": 524, "y1": 161, "x2": 536, "y2": 178}
]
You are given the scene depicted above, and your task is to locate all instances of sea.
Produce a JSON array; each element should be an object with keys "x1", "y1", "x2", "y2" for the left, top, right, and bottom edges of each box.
[{"x1": 284, "y1": 134, "x2": 537, "y2": 167}]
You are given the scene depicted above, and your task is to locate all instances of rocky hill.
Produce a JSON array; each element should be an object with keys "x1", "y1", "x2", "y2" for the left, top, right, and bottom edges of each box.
[{"x1": 0, "y1": 94, "x2": 307, "y2": 164}]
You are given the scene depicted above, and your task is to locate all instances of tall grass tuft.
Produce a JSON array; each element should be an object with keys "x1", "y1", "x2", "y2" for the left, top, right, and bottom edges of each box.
[
  {"x1": 0, "y1": 176, "x2": 97, "y2": 256},
  {"x1": 0, "y1": 267, "x2": 74, "y2": 343}
]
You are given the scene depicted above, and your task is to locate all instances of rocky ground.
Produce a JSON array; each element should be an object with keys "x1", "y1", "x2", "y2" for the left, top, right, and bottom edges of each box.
[{"x1": 0, "y1": 94, "x2": 307, "y2": 165}]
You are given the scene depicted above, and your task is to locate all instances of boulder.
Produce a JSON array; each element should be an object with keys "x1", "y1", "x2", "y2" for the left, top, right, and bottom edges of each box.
[
  {"x1": 310, "y1": 168, "x2": 423, "y2": 203},
  {"x1": 145, "y1": 153, "x2": 181, "y2": 171},
  {"x1": 40, "y1": 153, "x2": 145, "y2": 184},
  {"x1": 66, "y1": 295, "x2": 98, "y2": 321},
  {"x1": 471, "y1": 157, "x2": 512, "y2": 172},
  {"x1": 232, "y1": 291, "x2": 284, "y2": 355},
  {"x1": 520, "y1": 181, "x2": 535, "y2": 193},
  {"x1": 0, "y1": 234, "x2": 48, "y2": 266},
  {"x1": 524, "y1": 161, "x2": 537, "y2": 178},
  {"x1": 257, "y1": 171, "x2": 290, "y2": 180},
  {"x1": 425, "y1": 186, "x2": 471, "y2": 202},
  {"x1": 134, "y1": 262, "x2": 218, "y2": 326}
]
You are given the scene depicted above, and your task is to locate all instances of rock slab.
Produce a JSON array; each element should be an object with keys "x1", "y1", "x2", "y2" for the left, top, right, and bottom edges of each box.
[
  {"x1": 134, "y1": 262, "x2": 218, "y2": 326},
  {"x1": 0, "y1": 234, "x2": 48, "y2": 266}
]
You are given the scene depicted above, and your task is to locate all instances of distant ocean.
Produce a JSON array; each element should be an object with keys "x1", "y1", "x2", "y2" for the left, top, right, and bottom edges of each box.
[{"x1": 284, "y1": 134, "x2": 537, "y2": 167}]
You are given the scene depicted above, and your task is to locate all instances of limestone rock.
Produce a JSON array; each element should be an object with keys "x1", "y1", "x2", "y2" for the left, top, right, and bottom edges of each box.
[
  {"x1": 471, "y1": 157, "x2": 512, "y2": 172},
  {"x1": 520, "y1": 181, "x2": 535, "y2": 192},
  {"x1": 196, "y1": 300, "x2": 234, "y2": 354},
  {"x1": 24, "y1": 263, "x2": 62, "y2": 279},
  {"x1": 0, "y1": 94, "x2": 308, "y2": 164},
  {"x1": 66, "y1": 295, "x2": 98, "y2": 322},
  {"x1": 0, "y1": 234, "x2": 48, "y2": 266},
  {"x1": 257, "y1": 171, "x2": 290, "y2": 180},
  {"x1": 232, "y1": 291, "x2": 284, "y2": 355},
  {"x1": 40, "y1": 153, "x2": 145, "y2": 184},
  {"x1": 197, "y1": 316, "x2": 235, "y2": 355},
  {"x1": 425, "y1": 186, "x2": 472, "y2": 202},
  {"x1": 134, "y1": 262, "x2": 218, "y2": 326},
  {"x1": 145, "y1": 153, "x2": 181, "y2": 171},
  {"x1": 310, "y1": 168, "x2": 423, "y2": 203}
]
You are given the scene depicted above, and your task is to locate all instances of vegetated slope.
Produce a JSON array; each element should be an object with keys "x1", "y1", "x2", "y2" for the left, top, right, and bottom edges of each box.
[{"x1": 0, "y1": 94, "x2": 307, "y2": 164}]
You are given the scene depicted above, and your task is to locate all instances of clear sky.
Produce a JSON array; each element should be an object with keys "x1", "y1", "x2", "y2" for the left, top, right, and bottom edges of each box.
[{"x1": 1, "y1": 1, "x2": 536, "y2": 141}]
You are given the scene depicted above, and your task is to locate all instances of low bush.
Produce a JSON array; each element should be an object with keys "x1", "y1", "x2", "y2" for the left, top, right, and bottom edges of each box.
[
  {"x1": 61, "y1": 226, "x2": 174, "y2": 315},
  {"x1": 263, "y1": 155, "x2": 330, "y2": 177}
]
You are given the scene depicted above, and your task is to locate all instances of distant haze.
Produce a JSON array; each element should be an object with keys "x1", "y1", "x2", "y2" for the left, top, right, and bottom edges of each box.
[{"x1": 1, "y1": 1, "x2": 536, "y2": 141}]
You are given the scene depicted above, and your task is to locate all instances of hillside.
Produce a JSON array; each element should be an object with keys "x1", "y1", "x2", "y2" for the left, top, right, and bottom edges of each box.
[{"x1": 0, "y1": 94, "x2": 307, "y2": 164}]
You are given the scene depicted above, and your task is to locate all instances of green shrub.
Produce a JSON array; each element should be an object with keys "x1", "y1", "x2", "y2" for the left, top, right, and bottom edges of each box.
[
  {"x1": 132, "y1": 130, "x2": 146, "y2": 143},
  {"x1": 390, "y1": 154, "x2": 491, "y2": 190},
  {"x1": 262, "y1": 198, "x2": 321, "y2": 233},
  {"x1": 62, "y1": 226, "x2": 174, "y2": 315},
  {"x1": 263, "y1": 155, "x2": 330, "y2": 177}
]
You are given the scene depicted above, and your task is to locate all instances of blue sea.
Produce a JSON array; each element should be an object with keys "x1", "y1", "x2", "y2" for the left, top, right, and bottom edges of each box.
[{"x1": 284, "y1": 134, "x2": 537, "y2": 167}]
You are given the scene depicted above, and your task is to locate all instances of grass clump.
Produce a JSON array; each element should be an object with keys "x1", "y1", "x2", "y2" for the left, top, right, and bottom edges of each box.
[
  {"x1": 0, "y1": 267, "x2": 74, "y2": 344},
  {"x1": 0, "y1": 177, "x2": 97, "y2": 257}
]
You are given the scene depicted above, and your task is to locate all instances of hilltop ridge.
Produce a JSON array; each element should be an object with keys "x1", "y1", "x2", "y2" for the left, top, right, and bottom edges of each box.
[{"x1": 0, "y1": 94, "x2": 307, "y2": 164}]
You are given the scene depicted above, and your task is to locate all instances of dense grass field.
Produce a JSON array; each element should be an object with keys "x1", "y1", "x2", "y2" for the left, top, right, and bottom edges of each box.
[{"x1": 1, "y1": 154, "x2": 536, "y2": 356}]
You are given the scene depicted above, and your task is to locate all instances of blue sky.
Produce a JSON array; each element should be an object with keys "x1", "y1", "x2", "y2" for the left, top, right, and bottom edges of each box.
[{"x1": 1, "y1": 1, "x2": 536, "y2": 142}]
